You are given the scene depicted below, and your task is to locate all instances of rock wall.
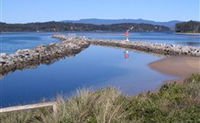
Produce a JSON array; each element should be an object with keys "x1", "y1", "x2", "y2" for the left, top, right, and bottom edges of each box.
[
  {"x1": 0, "y1": 37, "x2": 90, "y2": 77},
  {"x1": 53, "y1": 35, "x2": 200, "y2": 57}
]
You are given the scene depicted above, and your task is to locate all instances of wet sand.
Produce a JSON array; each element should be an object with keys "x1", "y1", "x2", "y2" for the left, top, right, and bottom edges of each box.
[{"x1": 149, "y1": 56, "x2": 200, "y2": 77}]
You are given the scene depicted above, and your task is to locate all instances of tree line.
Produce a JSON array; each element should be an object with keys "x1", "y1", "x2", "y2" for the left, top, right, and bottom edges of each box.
[
  {"x1": 176, "y1": 21, "x2": 200, "y2": 33},
  {"x1": 0, "y1": 21, "x2": 170, "y2": 32}
]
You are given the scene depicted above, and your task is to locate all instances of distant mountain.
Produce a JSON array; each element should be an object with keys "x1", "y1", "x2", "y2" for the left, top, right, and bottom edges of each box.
[{"x1": 62, "y1": 19, "x2": 182, "y2": 29}]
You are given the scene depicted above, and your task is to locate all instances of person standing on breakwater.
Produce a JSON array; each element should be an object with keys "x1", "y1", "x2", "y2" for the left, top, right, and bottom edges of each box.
[
  {"x1": 123, "y1": 30, "x2": 130, "y2": 59},
  {"x1": 124, "y1": 30, "x2": 130, "y2": 41},
  {"x1": 123, "y1": 27, "x2": 134, "y2": 59},
  {"x1": 124, "y1": 26, "x2": 134, "y2": 41}
]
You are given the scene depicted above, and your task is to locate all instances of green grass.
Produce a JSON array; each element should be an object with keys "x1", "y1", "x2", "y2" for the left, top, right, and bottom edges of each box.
[{"x1": 1, "y1": 74, "x2": 200, "y2": 123}]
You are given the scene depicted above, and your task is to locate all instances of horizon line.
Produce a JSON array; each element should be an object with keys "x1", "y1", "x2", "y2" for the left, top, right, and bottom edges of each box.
[{"x1": 1, "y1": 18, "x2": 199, "y2": 24}]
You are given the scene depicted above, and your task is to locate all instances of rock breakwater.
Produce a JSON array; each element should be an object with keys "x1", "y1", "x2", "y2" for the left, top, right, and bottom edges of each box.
[
  {"x1": 0, "y1": 37, "x2": 90, "y2": 77},
  {"x1": 89, "y1": 40, "x2": 200, "y2": 56},
  {"x1": 1, "y1": 34, "x2": 199, "y2": 78},
  {"x1": 54, "y1": 35, "x2": 200, "y2": 57}
]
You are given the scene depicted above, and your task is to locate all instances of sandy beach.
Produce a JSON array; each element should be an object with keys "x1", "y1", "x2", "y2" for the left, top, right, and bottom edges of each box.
[{"x1": 149, "y1": 56, "x2": 200, "y2": 77}]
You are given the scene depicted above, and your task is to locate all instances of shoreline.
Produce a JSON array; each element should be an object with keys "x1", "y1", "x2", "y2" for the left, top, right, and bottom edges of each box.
[{"x1": 149, "y1": 56, "x2": 200, "y2": 77}]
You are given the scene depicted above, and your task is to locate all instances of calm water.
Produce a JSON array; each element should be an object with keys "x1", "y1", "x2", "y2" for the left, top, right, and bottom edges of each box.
[{"x1": 0, "y1": 32, "x2": 199, "y2": 107}]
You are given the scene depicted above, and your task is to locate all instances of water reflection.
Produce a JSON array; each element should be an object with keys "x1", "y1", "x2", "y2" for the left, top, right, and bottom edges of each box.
[
  {"x1": 176, "y1": 41, "x2": 200, "y2": 46},
  {"x1": 123, "y1": 50, "x2": 130, "y2": 59}
]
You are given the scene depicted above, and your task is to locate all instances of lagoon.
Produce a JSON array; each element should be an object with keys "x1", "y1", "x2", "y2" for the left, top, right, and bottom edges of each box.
[{"x1": 0, "y1": 32, "x2": 199, "y2": 107}]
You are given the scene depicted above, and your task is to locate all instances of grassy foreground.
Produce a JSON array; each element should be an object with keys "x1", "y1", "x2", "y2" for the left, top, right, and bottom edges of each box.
[{"x1": 0, "y1": 74, "x2": 200, "y2": 123}]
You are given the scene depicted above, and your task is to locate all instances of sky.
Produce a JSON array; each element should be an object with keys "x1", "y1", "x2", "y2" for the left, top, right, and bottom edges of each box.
[{"x1": 0, "y1": 0, "x2": 199, "y2": 23}]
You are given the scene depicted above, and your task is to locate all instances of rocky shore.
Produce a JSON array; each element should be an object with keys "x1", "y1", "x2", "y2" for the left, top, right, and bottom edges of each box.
[
  {"x1": 54, "y1": 35, "x2": 200, "y2": 57},
  {"x1": 0, "y1": 37, "x2": 90, "y2": 77}
]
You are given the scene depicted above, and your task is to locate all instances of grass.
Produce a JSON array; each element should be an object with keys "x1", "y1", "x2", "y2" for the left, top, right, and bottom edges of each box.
[{"x1": 0, "y1": 74, "x2": 200, "y2": 123}]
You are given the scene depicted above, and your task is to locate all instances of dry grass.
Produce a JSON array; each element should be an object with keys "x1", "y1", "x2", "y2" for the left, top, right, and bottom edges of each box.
[{"x1": 40, "y1": 88, "x2": 128, "y2": 123}]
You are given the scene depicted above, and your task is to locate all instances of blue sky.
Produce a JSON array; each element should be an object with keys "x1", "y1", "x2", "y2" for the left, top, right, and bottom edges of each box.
[{"x1": 1, "y1": 0, "x2": 199, "y2": 23}]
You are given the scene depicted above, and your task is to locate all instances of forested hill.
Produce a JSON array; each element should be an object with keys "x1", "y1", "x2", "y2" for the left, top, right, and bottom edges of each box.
[
  {"x1": 0, "y1": 21, "x2": 170, "y2": 32},
  {"x1": 63, "y1": 19, "x2": 181, "y2": 29},
  {"x1": 175, "y1": 21, "x2": 200, "y2": 33}
]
